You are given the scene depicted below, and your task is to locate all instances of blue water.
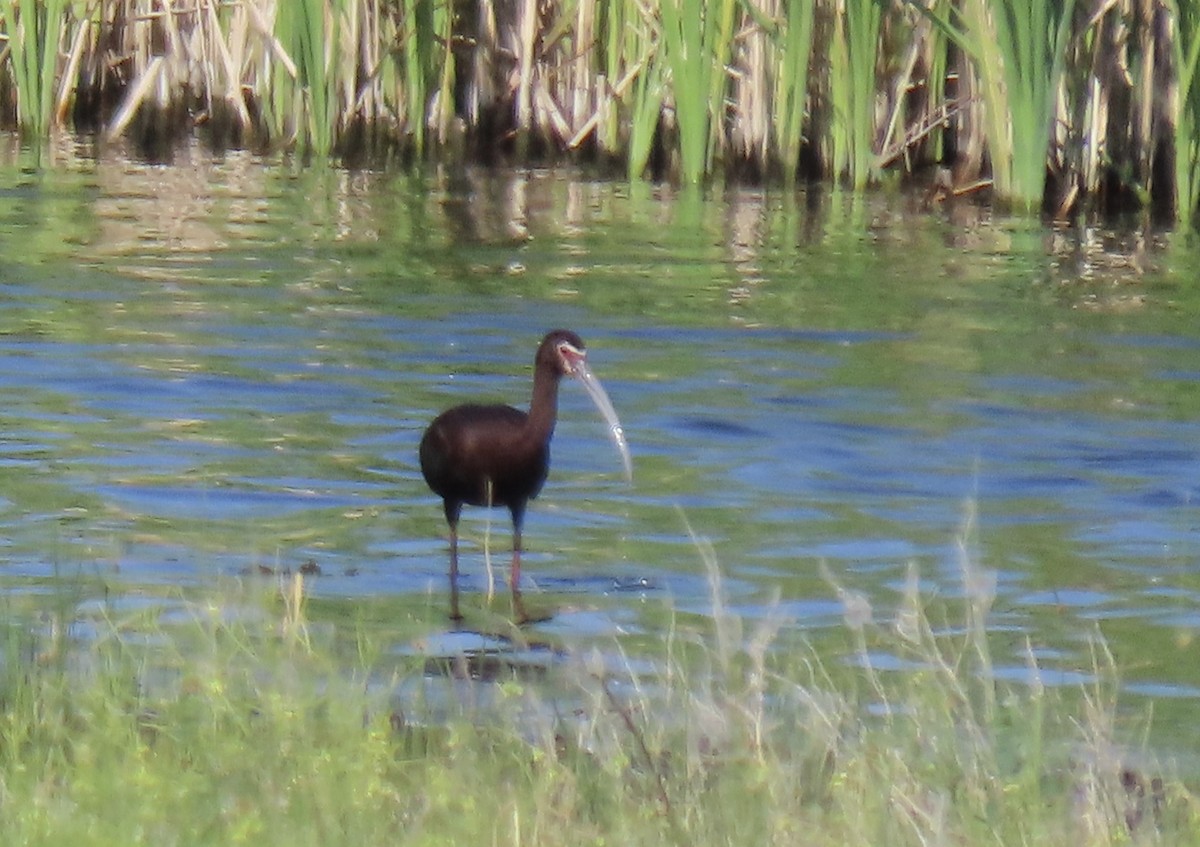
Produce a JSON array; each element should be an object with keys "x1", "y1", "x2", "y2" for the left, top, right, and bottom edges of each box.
[{"x1": 0, "y1": 153, "x2": 1199, "y2": 751}]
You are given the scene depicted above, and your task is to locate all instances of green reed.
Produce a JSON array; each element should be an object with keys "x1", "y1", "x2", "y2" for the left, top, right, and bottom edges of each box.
[
  {"x1": 399, "y1": 0, "x2": 440, "y2": 153},
  {"x1": 659, "y1": 0, "x2": 736, "y2": 183},
  {"x1": 918, "y1": 0, "x2": 1076, "y2": 209},
  {"x1": 263, "y1": 4, "x2": 300, "y2": 147},
  {"x1": 590, "y1": 0, "x2": 648, "y2": 160},
  {"x1": 6, "y1": 0, "x2": 67, "y2": 137},
  {"x1": 272, "y1": 0, "x2": 338, "y2": 154},
  {"x1": 993, "y1": 0, "x2": 1077, "y2": 210},
  {"x1": 619, "y1": 0, "x2": 664, "y2": 180},
  {"x1": 597, "y1": 0, "x2": 631, "y2": 158},
  {"x1": 626, "y1": 54, "x2": 664, "y2": 181},
  {"x1": 773, "y1": 0, "x2": 815, "y2": 183},
  {"x1": 829, "y1": 0, "x2": 884, "y2": 188},
  {"x1": 1171, "y1": 0, "x2": 1200, "y2": 220}
]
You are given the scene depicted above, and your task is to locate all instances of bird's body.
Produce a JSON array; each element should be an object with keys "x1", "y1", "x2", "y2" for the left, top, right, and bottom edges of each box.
[
  {"x1": 419, "y1": 329, "x2": 631, "y2": 621},
  {"x1": 419, "y1": 403, "x2": 551, "y2": 517}
]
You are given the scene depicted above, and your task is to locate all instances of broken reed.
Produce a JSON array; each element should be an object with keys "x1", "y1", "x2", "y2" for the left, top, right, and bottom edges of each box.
[{"x1": 4, "y1": 0, "x2": 1200, "y2": 219}]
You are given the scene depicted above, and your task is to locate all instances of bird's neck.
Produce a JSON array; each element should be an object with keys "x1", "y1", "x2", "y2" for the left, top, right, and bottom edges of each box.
[{"x1": 525, "y1": 365, "x2": 562, "y2": 445}]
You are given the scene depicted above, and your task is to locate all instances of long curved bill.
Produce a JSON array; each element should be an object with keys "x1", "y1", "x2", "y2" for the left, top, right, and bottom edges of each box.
[{"x1": 572, "y1": 362, "x2": 633, "y2": 482}]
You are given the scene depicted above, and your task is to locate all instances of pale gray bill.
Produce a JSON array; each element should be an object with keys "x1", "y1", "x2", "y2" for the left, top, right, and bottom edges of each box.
[{"x1": 572, "y1": 363, "x2": 633, "y2": 481}]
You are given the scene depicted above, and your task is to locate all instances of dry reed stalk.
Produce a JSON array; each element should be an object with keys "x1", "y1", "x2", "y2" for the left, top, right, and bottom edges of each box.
[
  {"x1": 1136, "y1": 0, "x2": 1156, "y2": 179},
  {"x1": 1053, "y1": 0, "x2": 1160, "y2": 216},
  {"x1": 203, "y1": 0, "x2": 253, "y2": 131},
  {"x1": 467, "y1": 0, "x2": 498, "y2": 127},
  {"x1": 352, "y1": 0, "x2": 391, "y2": 128},
  {"x1": 341, "y1": 0, "x2": 363, "y2": 122},
  {"x1": 128, "y1": 3, "x2": 159, "y2": 91},
  {"x1": 515, "y1": 0, "x2": 536, "y2": 139},
  {"x1": 945, "y1": 50, "x2": 983, "y2": 183},
  {"x1": 1083, "y1": 2, "x2": 1118, "y2": 200},
  {"x1": 573, "y1": 0, "x2": 596, "y2": 135},
  {"x1": 535, "y1": 76, "x2": 572, "y2": 141},
  {"x1": 430, "y1": 5, "x2": 455, "y2": 146},
  {"x1": 333, "y1": 0, "x2": 358, "y2": 130},
  {"x1": 566, "y1": 52, "x2": 646, "y2": 148},
  {"x1": 103, "y1": 2, "x2": 167, "y2": 135},
  {"x1": 55, "y1": 13, "x2": 89, "y2": 126},
  {"x1": 106, "y1": 53, "x2": 162, "y2": 137},
  {"x1": 1085, "y1": 70, "x2": 1106, "y2": 199},
  {"x1": 731, "y1": 4, "x2": 770, "y2": 171},
  {"x1": 246, "y1": 0, "x2": 296, "y2": 79},
  {"x1": 592, "y1": 72, "x2": 611, "y2": 151},
  {"x1": 879, "y1": 6, "x2": 933, "y2": 173}
]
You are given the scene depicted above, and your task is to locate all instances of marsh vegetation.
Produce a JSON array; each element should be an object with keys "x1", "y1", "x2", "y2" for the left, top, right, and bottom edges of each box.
[
  {"x1": 1, "y1": 542, "x2": 1194, "y2": 846},
  {"x1": 2, "y1": 1, "x2": 1200, "y2": 218}
]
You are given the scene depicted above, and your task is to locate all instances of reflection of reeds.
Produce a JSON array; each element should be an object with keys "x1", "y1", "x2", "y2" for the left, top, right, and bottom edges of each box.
[{"x1": 5, "y1": 2, "x2": 1200, "y2": 218}]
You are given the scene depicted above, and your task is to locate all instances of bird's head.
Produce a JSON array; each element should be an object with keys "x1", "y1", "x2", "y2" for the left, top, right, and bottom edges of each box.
[
  {"x1": 535, "y1": 328, "x2": 632, "y2": 481},
  {"x1": 538, "y1": 329, "x2": 588, "y2": 377}
]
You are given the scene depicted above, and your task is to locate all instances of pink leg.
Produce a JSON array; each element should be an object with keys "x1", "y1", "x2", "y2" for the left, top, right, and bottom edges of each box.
[{"x1": 510, "y1": 526, "x2": 529, "y2": 623}]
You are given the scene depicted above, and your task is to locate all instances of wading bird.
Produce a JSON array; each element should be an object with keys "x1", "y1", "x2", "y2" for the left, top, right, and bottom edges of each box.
[{"x1": 419, "y1": 329, "x2": 633, "y2": 621}]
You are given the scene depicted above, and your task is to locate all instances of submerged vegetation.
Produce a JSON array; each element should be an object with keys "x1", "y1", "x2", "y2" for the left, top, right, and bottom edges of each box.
[
  {"x1": 0, "y1": 542, "x2": 1196, "y2": 845},
  {"x1": 0, "y1": 1, "x2": 1199, "y2": 218}
]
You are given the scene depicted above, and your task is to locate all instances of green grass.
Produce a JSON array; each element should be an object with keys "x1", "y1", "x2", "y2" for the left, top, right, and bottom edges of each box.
[{"x1": 0, "y1": 543, "x2": 1195, "y2": 846}]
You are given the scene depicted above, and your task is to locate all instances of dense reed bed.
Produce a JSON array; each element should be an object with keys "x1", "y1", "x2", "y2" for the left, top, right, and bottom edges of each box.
[{"x1": 1, "y1": 1, "x2": 1197, "y2": 219}]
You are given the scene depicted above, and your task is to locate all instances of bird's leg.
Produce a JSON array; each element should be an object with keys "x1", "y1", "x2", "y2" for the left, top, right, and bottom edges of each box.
[
  {"x1": 444, "y1": 502, "x2": 463, "y2": 622},
  {"x1": 511, "y1": 524, "x2": 522, "y2": 594},
  {"x1": 511, "y1": 530, "x2": 530, "y2": 625},
  {"x1": 483, "y1": 478, "x2": 496, "y2": 603},
  {"x1": 510, "y1": 501, "x2": 527, "y2": 621},
  {"x1": 448, "y1": 523, "x2": 462, "y2": 622},
  {"x1": 509, "y1": 501, "x2": 527, "y2": 592}
]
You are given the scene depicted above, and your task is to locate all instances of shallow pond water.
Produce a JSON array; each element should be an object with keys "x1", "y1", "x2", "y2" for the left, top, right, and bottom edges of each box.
[{"x1": 1, "y1": 140, "x2": 1199, "y2": 756}]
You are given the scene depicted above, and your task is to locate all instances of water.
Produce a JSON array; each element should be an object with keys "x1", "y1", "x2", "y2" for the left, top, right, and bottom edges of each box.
[{"x1": 1, "y1": 141, "x2": 1200, "y2": 753}]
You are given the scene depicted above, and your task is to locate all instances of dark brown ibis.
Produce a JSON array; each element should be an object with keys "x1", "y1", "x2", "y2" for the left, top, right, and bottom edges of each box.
[{"x1": 419, "y1": 329, "x2": 633, "y2": 620}]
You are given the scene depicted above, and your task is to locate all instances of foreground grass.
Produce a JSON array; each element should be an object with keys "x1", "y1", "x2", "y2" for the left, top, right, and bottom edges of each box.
[{"x1": 0, "y1": 563, "x2": 1196, "y2": 846}]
